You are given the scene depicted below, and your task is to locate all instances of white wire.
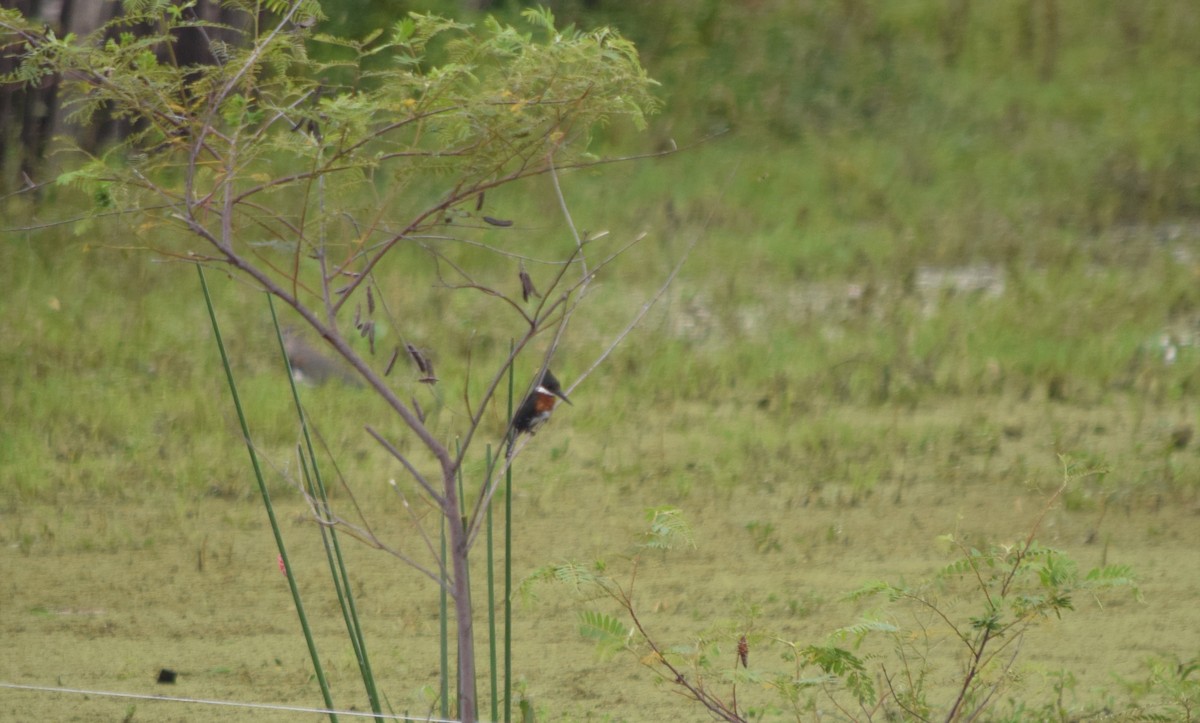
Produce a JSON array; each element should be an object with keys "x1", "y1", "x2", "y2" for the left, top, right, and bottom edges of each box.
[{"x1": 0, "y1": 682, "x2": 472, "y2": 722}]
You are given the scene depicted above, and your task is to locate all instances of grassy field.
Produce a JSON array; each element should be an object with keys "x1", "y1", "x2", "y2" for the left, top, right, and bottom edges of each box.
[{"x1": 3, "y1": 1, "x2": 1200, "y2": 720}]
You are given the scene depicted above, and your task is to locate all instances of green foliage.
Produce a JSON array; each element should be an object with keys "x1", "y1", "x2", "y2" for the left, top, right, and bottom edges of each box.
[
  {"x1": 515, "y1": 560, "x2": 603, "y2": 606},
  {"x1": 639, "y1": 505, "x2": 694, "y2": 550},
  {"x1": 3, "y1": 2, "x2": 1198, "y2": 719},
  {"x1": 577, "y1": 610, "x2": 630, "y2": 659},
  {"x1": 526, "y1": 484, "x2": 1145, "y2": 721},
  {"x1": 798, "y1": 645, "x2": 874, "y2": 706},
  {"x1": 1120, "y1": 655, "x2": 1200, "y2": 722},
  {"x1": 2, "y1": 6, "x2": 661, "y2": 722},
  {"x1": 3, "y1": 3, "x2": 657, "y2": 267},
  {"x1": 843, "y1": 491, "x2": 1141, "y2": 720}
]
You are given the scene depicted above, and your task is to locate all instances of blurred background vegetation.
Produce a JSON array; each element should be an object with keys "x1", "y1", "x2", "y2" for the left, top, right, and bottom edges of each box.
[
  {"x1": 3, "y1": 3, "x2": 1199, "y2": 718},
  {"x1": 3, "y1": 0, "x2": 1199, "y2": 499}
]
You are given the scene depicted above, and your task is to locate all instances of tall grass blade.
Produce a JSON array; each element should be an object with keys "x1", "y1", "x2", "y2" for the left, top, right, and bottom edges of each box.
[
  {"x1": 267, "y1": 300, "x2": 384, "y2": 720},
  {"x1": 297, "y1": 446, "x2": 386, "y2": 720},
  {"x1": 196, "y1": 269, "x2": 338, "y2": 722}
]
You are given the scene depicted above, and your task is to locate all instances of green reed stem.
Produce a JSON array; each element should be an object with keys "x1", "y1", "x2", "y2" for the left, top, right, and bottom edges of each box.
[{"x1": 197, "y1": 268, "x2": 337, "y2": 722}]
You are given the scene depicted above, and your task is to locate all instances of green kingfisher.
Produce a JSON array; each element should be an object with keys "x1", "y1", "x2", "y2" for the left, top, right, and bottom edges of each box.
[{"x1": 508, "y1": 369, "x2": 571, "y2": 455}]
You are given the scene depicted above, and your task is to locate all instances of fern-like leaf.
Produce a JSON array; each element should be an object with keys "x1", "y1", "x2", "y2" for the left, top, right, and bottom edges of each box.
[
  {"x1": 578, "y1": 610, "x2": 630, "y2": 658},
  {"x1": 639, "y1": 506, "x2": 695, "y2": 550}
]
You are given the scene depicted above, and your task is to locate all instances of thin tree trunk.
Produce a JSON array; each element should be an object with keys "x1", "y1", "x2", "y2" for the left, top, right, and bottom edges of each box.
[{"x1": 443, "y1": 464, "x2": 477, "y2": 722}]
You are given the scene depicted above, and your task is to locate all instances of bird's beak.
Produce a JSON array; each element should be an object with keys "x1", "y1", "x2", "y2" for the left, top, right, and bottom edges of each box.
[{"x1": 555, "y1": 389, "x2": 573, "y2": 405}]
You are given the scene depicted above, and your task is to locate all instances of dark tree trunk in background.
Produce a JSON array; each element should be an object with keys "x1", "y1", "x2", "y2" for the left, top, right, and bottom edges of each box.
[
  {"x1": 76, "y1": 2, "x2": 127, "y2": 156},
  {"x1": 2, "y1": 0, "x2": 72, "y2": 188},
  {"x1": 0, "y1": 5, "x2": 17, "y2": 185},
  {"x1": 1, "y1": 0, "x2": 250, "y2": 188},
  {"x1": 1, "y1": 0, "x2": 50, "y2": 189},
  {"x1": 19, "y1": 0, "x2": 67, "y2": 184}
]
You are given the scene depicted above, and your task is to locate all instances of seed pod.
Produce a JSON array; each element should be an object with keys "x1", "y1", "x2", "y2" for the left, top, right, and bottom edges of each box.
[
  {"x1": 406, "y1": 343, "x2": 430, "y2": 374},
  {"x1": 482, "y1": 216, "x2": 513, "y2": 227},
  {"x1": 419, "y1": 357, "x2": 437, "y2": 384},
  {"x1": 519, "y1": 262, "x2": 540, "y2": 302}
]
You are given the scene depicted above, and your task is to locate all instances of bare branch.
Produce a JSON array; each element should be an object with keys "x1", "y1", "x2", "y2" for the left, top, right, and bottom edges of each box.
[
  {"x1": 306, "y1": 503, "x2": 447, "y2": 592},
  {"x1": 383, "y1": 479, "x2": 450, "y2": 589},
  {"x1": 366, "y1": 426, "x2": 444, "y2": 508}
]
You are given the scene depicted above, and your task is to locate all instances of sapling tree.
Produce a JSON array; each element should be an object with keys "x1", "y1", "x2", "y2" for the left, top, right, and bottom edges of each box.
[
  {"x1": 1, "y1": 1, "x2": 663, "y2": 720},
  {"x1": 527, "y1": 479, "x2": 1139, "y2": 721}
]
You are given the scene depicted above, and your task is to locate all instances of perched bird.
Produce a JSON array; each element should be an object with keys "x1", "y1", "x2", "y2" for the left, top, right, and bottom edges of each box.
[
  {"x1": 282, "y1": 328, "x2": 361, "y2": 387},
  {"x1": 508, "y1": 368, "x2": 571, "y2": 455}
]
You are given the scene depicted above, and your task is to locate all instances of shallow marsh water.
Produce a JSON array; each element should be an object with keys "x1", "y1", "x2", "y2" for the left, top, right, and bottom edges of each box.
[{"x1": 3, "y1": 397, "x2": 1200, "y2": 721}]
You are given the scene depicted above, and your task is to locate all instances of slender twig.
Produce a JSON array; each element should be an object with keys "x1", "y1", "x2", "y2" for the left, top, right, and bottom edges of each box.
[
  {"x1": 365, "y1": 426, "x2": 444, "y2": 507},
  {"x1": 567, "y1": 229, "x2": 692, "y2": 398},
  {"x1": 881, "y1": 666, "x2": 931, "y2": 723},
  {"x1": 305, "y1": 504, "x2": 447, "y2": 592},
  {"x1": 611, "y1": 578, "x2": 744, "y2": 722},
  {"x1": 547, "y1": 154, "x2": 586, "y2": 278},
  {"x1": 962, "y1": 639, "x2": 1023, "y2": 723},
  {"x1": 942, "y1": 480, "x2": 1070, "y2": 722},
  {"x1": 384, "y1": 479, "x2": 449, "y2": 587}
]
